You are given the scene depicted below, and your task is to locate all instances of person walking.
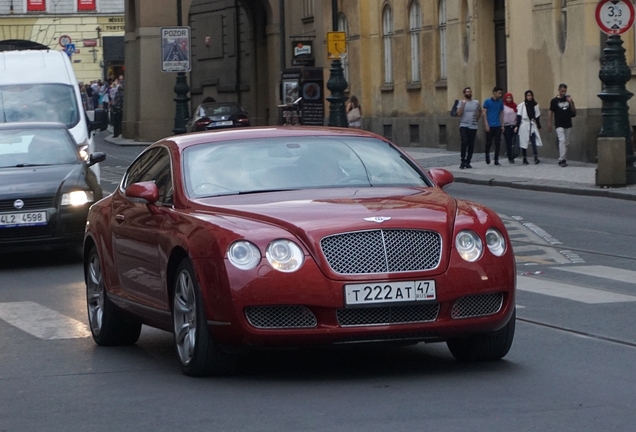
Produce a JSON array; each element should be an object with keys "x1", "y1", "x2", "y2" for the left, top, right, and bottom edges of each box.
[
  {"x1": 346, "y1": 95, "x2": 363, "y2": 129},
  {"x1": 456, "y1": 87, "x2": 481, "y2": 169},
  {"x1": 548, "y1": 83, "x2": 576, "y2": 167},
  {"x1": 514, "y1": 90, "x2": 543, "y2": 165},
  {"x1": 503, "y1": 92, "x2": 518, "y2": 164},
  {"x1": 482, "y1": 86, "x2": 504, "y2": 165},
  {"x1": 111, "y1": 85, "x2": 124, "y2": 138}
]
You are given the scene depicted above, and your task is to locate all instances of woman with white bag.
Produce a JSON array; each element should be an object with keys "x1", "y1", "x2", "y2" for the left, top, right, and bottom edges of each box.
[
  {"x1": 514, "y1": 90, "x2": 543, "y2": 165},
  {"x1": 346, "y1": 95, "x2": 363, "y2": 129}
]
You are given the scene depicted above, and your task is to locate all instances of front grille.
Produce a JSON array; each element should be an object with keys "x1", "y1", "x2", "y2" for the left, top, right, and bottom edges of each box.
[
  {"x1": 245, "y1": 306, "x2": 317, "y2": 329},
  {"x1": 321, "y1": 229, "x2": 442, "y2": 274},
  {"x1": 0, "y1": 197, "x2": 54, "y2": 212},
  {"x1": 451, "y1": 293, "x2": 504, "y2": 319},
  {"x1": 0, "y1": 225, "x2": 52, "y2": 241},
  {"x1": 337, "y1": 304, "x2": 440, "y2": 327},
  {"x1": 336, "y1": 331, "x2": 439, "y2": 344}
]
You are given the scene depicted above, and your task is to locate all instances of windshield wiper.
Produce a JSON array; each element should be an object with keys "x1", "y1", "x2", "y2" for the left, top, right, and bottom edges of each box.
[
  {"x1": 237, "y1": 188, "x2": 298, "y2": 195},
  {"x1": 14, "y1": 163, "x2": 50, "y2": 167}
]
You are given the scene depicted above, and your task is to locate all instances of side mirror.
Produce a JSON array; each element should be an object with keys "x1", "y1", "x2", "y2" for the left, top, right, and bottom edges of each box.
[
  {"x1": 125, "y1": 181, "x2": 159, "y2": 204},
  {"x1": 90, "y1": 108, "x2": 109, "y2": 132},
  {"x1": 428, "y1": 168, "x2": 455, "y2": 189},
  {"x1": 88, "y1": 152, "x2": 106, "y2": 167}
]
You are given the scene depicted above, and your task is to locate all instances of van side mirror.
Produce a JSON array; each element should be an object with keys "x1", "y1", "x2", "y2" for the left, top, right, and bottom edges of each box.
[
  {"x1": 88, "y1": 152, "x2": 106, "y2": 167},
  {"x1": 90, "y1": 108, "x2": 109, "y2": 132}
]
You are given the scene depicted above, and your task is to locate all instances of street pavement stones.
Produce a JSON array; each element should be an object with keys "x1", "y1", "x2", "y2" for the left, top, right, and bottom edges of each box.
[{"x1": 103, "y1": 131, "x2": 636, "y2": 201}]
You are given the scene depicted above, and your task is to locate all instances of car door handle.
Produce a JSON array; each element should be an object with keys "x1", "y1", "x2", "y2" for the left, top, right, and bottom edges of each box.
[{"x1": 115, "y1": 214, "x2": 125, "y2": 222}]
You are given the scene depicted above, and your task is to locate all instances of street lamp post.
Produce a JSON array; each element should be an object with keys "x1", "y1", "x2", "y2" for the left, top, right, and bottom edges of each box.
[
  {"x1": 326, "y1": 0, "x2": 348, "y2": 127},
  {"x1": 173, "y1": 0, "x2": 190, "y2": 135}
]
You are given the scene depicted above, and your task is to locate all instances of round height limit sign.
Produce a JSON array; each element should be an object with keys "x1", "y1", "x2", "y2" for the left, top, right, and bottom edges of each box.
[{"x1": 596, "y1": 0, "x2": 635, "y2": 35}]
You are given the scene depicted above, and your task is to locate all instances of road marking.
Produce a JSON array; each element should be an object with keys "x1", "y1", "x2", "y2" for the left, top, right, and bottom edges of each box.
[
  {"x1": 552, "y1": 265, "x2": 636, "y2": 285},
  {"x1": 517, "y1": 276, "x2": 636, "y2": 304},
  {"x1": 0, "y1": 301, "x2": 91, "y2": 340}
]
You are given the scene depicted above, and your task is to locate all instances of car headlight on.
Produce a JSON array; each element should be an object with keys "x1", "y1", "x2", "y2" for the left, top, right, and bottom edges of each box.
[
  {"x1": 266, "y1": 239, "x2": 304, "y2": 272},
  {"x1": 61, "y1": 190, "x2": 94, "y2": 206},
  {"x1": 227, "y1": 241, "x2": 261, "y2": 270},
  {"x1": 485, "y1": 228, "x2": 506, "y2": 256},
  {"x1": 455, "y1": 230, "x2": 483, "y2": 262},
  {"x1": 78, "y1": 144, "x2": 90, "y2": 162}
]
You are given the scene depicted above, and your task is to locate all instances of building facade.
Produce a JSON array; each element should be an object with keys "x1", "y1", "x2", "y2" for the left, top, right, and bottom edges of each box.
[
  {"x1": 123, "y1": 0, "x2": 636, "y2": 163},
  {"x1": 0, "y1": 0, "x2": 125, "y2": 83}
]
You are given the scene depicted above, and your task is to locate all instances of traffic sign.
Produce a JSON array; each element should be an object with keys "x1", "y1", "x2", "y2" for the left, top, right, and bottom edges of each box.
[
  {"x1": 327, "y1": 32, "x2": 347, "y2": 60},
  {"x1": 59, "y1": 35, "x2": 72, "y2": 47},
  {"x1": 161, "y1": 27, "x2": 191, "y2": 72},
  {"x1": 596, "y1": 0, "x2": 635, "y2": 35},
  {"x1": 65, "y1": 43, "x2": 76, "y2": 58}
]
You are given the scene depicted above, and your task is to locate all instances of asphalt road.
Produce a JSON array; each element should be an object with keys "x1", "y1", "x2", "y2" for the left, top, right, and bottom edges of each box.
[{"x1": 0, "y1": 134, "x2": 635, "y2": 431}]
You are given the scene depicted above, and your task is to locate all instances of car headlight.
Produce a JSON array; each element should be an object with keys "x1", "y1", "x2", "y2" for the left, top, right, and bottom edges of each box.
[
  {"x1": 227, "y1": 241, "x2": 261, "y2": 270},
  {"x1": 61, "y1": 190, "x2": 94, "y2": 206},
  {"x1": 485, "y1": 228, "x2": 506, "y2": 256},
  {"x1": 266, "y1": 239, "x2": 304, "y2": 272},
  {"x1": 455, "y1": 230, "x2": 483, "y2": 262}
]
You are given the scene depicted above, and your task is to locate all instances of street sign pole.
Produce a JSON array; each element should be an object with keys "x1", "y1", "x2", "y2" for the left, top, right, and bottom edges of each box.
[
  {"x1": 595, "y1": 0, "x2": 636, "y2": 184},
  {"x1": 326, "y1": 0, "x2": 349, "y2": 128},
  {"x1": 171, "y1": 0, "x2": 190, "y2": 135}
]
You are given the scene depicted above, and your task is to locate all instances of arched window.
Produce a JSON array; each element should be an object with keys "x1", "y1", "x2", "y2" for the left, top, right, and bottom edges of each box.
[
  {"x1": 438, "y1": 0, "x2": 447, "y2": 80},
  {"x1": 383, "y1": 5, "x2": 394, "y2": 85},
  {"x1": 338, "y1": 13, "x2": 350, "y2": 85},
  {"x1": 409, "y1": 1, "x2": 421, "y2": 83}
]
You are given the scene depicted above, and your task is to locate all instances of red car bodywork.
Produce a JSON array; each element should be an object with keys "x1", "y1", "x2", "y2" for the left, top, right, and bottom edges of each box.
[{"x1": 84, "y1": 127, "x2": 515, "y2": 349}]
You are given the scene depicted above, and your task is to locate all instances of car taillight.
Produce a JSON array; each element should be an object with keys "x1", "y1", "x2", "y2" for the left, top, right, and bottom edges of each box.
[
  {"x1": 237, "y1": 117, "x2": 250, "y2": 125},
  {"x1": 195, "y1": 118, "x2": 212, "y2": 130}
]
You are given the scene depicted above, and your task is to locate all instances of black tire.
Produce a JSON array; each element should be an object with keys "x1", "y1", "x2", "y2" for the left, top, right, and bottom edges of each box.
[
  {"x1": 446, "y1": 308, "x2": 516, "y2": 362},
  {"x1": 85, "y1": 245, "x2": 142, "y2": 346},
  {"x1": 172, "y1": 258, "x2": 234, "y2": 377}
]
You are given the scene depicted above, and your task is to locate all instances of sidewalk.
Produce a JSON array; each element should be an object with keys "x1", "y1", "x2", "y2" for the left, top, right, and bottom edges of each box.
[{"x1": 103, "y1": 130, "x2": 636, "y2": 201}]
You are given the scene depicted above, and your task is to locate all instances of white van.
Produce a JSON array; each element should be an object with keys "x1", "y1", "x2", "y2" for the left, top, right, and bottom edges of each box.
[{"x1": 0, "y1": 50, "x2": 107, "y2": 179}]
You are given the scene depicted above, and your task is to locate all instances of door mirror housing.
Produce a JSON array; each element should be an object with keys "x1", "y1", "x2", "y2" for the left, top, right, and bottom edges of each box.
[
  {"x1": 428, "y1": 168, "x2": 455, "y2": 189},
  {"x1": 125, "y1": 181, "x2": 159, "y2": 204}
]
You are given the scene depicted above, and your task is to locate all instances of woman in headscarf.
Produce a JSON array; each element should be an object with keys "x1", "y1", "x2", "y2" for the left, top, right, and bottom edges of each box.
[
  {"x1": 502, "y1": 92, "x2": 517, "y2": 164},
  {"x1": 514, "y1": 90, "x2": 543, "y2": 165}
]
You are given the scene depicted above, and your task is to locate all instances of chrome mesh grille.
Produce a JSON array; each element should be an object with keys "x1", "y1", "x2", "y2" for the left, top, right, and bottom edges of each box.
[
  {"x1": 245, "y1": 306, "x2": 317, "y2": 329},
  {"x1": 321, "y1": 229, "x2": 442, "y2": 274},
  {"x1": 451, "y1": 293, "x2": 504, "y2": 319},
  {"x1": 337, "y1": 304, "x2": 440, "y2": 327}
]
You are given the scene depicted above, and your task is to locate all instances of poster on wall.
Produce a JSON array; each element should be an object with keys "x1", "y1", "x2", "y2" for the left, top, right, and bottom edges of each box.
[
  {"x1": 27, "y1": 0, "x2": 46, "y2": 11},
  {"x1": 77, "y1": 0, "x2": 96, "y2": 11}
]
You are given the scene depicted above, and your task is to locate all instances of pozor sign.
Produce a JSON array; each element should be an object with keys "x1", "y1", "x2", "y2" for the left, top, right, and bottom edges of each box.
[
  {"x1": 161, "y1": 27, "x2": 191, "y2": 72},
  {"x1": 595, "y1": 0, "x2": 635, "y2": 35}
]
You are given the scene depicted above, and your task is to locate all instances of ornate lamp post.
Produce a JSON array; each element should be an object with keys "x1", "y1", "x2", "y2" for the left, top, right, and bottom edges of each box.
[
  {"x1": 326, "y1": 0, "x2": 348, "y2": 127},
  {"x1": 173, "y1": 0, "x2": 190, "y2": 135}
]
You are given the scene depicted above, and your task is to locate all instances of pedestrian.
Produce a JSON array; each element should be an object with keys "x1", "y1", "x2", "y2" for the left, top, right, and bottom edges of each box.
[
  {"x1": 346, "y1": 95, "x2": 363, "y2": 129},
  {"x1": 79, "y1": 82, "x2": 88, "y2": 111},
  {"x1": 503, "y1": 92, "x2": 518, "y2": 164},
  {"x1": 85, "y1": 83, "x2": 94, "y2": 110},
  {"x1": 456, "y1": 86, "x2": 481, "y2": 169},
  {"x1": 548, "y1": 83, "x2": 576, "y2": 167},
  {"x1": 91, "y1": 80, "x2": 100, "y2": 111},
  {"x1": 111, "y1": 85, "x2": 124, "y2": 138},
  {"x1": 514, "y1": 90, "x2": 543, "y2": 165},
  {"x1": 482, "y1": 86, "x2": 504, "y2": 165}
]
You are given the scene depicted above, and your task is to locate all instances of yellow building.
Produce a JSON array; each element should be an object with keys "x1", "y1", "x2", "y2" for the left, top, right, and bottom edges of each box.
[
  {"x1": 123, "y1": 0, "x2": 636, "y2": 163},
  {"x1": 0, "y1": 0, "x2": 125, "y2": 84}
]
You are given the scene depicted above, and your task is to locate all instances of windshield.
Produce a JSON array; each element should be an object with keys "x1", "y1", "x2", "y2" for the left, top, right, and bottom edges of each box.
[
  {"x1": 200, "y1": 103, "x2": 243, "y2": 117},
  {"x1": 0, "y1": 84, "x2": 80, "y2": 128},
  {"x1": 0, "y1": 127, "x2": 80, "y2": 168},
  {"x1": 183, "y1": 136, "x2": 432, "y2": 198}
]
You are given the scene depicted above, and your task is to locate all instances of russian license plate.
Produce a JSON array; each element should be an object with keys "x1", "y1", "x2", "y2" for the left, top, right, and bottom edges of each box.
[
  {"x1": 211, "y1": 121, "x2": 233, "y2": 127},
  {"x1": 345, "y1": 280, "x2": 436, "y2": 306},
  {"x1": 0, "y1": 211, "x2": 48, "y2": 228}
]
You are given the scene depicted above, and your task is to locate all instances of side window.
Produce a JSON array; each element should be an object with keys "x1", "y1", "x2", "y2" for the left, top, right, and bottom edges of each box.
[{"x1": 122, "y1": 148, "x2": 173, "y2": 204}]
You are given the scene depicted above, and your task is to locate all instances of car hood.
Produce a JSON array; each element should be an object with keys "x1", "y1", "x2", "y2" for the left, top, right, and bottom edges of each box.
[
  {"x1": 195, "y1": 187, "x2": 457, "y2": 274},
  {"x1": 0, "y1": 164, "x2": 83, "y2": 198}
]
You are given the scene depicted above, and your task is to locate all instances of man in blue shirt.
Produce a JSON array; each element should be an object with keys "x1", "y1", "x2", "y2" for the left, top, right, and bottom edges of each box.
[{"x1": 482, "y1": 86, "x2": 504, "y2": 165}]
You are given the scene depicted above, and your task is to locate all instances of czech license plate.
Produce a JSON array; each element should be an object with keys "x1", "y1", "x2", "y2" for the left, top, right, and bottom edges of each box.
[
  {"x1": 344, "y1": 280, "x2": 436, "y2": 306},
  {"x1": 211, "y1": 121, "x2": 233, "y2": 127},
  {"x1": 0, "y1": 211, "x2": 48, "y2": 228}
]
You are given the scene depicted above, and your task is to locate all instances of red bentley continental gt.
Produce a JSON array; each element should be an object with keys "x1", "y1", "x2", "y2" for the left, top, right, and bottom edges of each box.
[{"x1": 84, "y1": 127, "x2": 516, "y2": 376}]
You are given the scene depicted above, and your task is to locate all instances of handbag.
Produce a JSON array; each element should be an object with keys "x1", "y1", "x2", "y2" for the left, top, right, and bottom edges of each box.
[
  {"x1": 450, "y1": 99, "x2": 460, "y2": 117},
  {"x1": 347, "y1": 107, "x2": 361, "y2": 123},
  {"x1": 510, "y1": 134, "x2": 521, "y2": 159}
]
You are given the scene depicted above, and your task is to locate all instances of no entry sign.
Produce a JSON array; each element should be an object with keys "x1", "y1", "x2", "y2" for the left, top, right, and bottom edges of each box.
[{"x1": 596, "y1": 0, "x2": 635, "y2": 35}]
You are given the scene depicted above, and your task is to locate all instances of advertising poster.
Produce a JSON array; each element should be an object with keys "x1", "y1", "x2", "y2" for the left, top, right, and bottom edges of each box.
[
  {"x1": 27, "y1": 0, "x2": 46, "y2": 11},
  {"x1": 300, "y1": 68, "x2": 324, "y2": 126},
  {"x1": 77, "y1": 0, "x2": 96, "y2": 11}
]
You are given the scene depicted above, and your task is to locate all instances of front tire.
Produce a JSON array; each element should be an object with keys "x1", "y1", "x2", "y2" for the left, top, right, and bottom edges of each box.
[
  {"x1": 86, "y1": 245, "x2": 142, "y2": 346},
  {"x1": 446, "y1": 308, "x2": 516, "y2": 362},
  {"x1": 172, "y1": 258, "x2": 233, "y2": 377}
]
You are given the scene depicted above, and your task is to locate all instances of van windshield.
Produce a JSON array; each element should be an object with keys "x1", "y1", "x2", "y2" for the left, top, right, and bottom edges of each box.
[{"x1": 0, "y1": 84, "x2": 80, "y2": 128}]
